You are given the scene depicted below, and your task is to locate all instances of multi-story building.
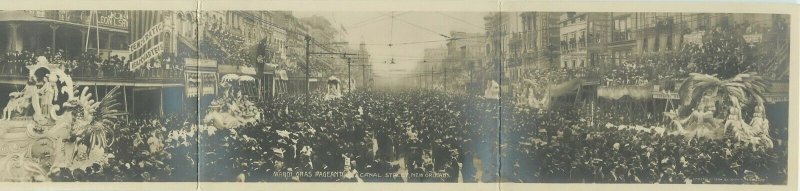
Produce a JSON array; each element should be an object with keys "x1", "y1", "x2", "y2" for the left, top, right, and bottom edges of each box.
[
  {"x1": 519, "y1": 12, "x2": 562, "y2": 70},
  {"x1": 558, "y1": 12, "x2": 611, "y2": 69},
  {"x1": 446, "y1": 31, "x2": 486, "y2": 92},
  {"x1": 485, "y1": 12, "x2": 521, "y2": 79},
  {"x1": 350, "y1": 42, "x2": 371, "y2": 89},
  {"x1": 418, "y1": 47, "x2": 448, "y2": 88},
  {"x1": 0, "y1": 11, "x2": 130, "y2": 58}
]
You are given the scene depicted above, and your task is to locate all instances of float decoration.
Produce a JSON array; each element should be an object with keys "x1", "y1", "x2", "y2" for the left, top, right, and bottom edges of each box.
[
  {"x1": 323, "y1": 76, "x2": 343, "y2": 100},
  {"x1": 0, "y1": 56, "x2": 123, "y2": 181},
  {"x1": 665, "y1": 72, "x2": 772, "y2": 149},
  {"x1": 203, "y1": 74, "x2": 262, "y2": 129}
]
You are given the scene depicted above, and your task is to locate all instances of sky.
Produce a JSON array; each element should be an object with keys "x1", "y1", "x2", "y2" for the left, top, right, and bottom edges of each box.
[{"x1": 294, "y1": 11, "x2": 489, "y2": 88}]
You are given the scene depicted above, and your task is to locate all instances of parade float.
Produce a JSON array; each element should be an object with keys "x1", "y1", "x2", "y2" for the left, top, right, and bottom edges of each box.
[
  {"x1": 483, "y1": 80, "x2": 500, "y2": 100},
  {"x1": 323, "y1": 76, "x2": 343, "y2": 100},
  {"x1": 519, "y1": 79, "x2": 550, "y2": 109},
  {"x1": 665, "y1": 72, "x2": 773, "y2": 148},
  {"x1": 0, "y1": 57, "x2": 122, "y2": 181},
  {"x1": 202, "y1": 74, "x2": 262, "y2": 129}
]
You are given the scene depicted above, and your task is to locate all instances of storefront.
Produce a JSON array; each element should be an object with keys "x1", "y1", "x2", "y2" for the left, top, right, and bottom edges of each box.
[{"x1": 0, "y1": 11, "x2": 129, "y2": 57}]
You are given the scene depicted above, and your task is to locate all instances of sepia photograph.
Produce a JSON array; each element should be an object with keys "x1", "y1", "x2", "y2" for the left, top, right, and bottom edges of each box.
[
  {"x1": 0, "y1": 1, "x2": 794, "y2": 190},
  {"x1": 499, "y1": 12, "x2": 790, "y2": 184}
]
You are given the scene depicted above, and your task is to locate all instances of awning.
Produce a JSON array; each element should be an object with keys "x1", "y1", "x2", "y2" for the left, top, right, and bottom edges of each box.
[{"x1": 597, "y1": 86, "x2": 652, "y2": 100}]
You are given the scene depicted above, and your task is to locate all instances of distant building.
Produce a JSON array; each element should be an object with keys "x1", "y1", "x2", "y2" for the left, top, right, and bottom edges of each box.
[
  {"x1": 558, "y1": 12, "x2": 610, "y2": 69},
  {"x1": 445, "y1": 31, "x2": 485, "y2": 92},
  {"x1": 520, "y1": 12, "x2": 561, "y2": 70}
]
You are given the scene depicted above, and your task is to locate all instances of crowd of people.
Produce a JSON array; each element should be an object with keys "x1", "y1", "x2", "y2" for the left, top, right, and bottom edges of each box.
[
  {"x1": 502, "y1": 99, "x2": 788, "y2": 184},
  {"x1": 199, "y1": 90, "x2": 499, "y2": 182},
  {"x1": 0, "y1": 47, "x2": 184, "y2": 79},
  {"x1": 600, "y1": 51, "x2": 692, "y2": 87},
  {"x1": 12, "y1": 86, "x2": 783, "y2": 184},
  {"x1": 203, "y1": 22, "x2": 258, "y2": 68},
  {"x1": 515, "y1": 68, "x2": 595, "y2": 89},
  {"x1": 48, "y1": 113, "x2": 198, "y2": 182}
]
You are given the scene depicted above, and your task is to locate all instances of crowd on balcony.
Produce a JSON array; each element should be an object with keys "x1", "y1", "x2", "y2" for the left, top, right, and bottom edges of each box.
[
  {"x1": 599, "y1": 51, "x2": 691, "y2": 87},
  {"x1": 202, "y1": 22, "x2": 256, "y2": 68},
  {"x1": 0, "y1": 47, "x2": 184, "y2": 79}
]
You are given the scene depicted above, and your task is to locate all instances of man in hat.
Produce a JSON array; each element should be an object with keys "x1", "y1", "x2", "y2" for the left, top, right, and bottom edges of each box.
[{"x1": 265, "y1": 147, "x2": 290, "y2": 182}]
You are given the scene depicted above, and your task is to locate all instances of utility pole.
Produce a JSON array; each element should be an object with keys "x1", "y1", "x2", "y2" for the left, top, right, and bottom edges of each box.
[
  {"x1": 305, "y1": 36, "x2": 311, "y2": 95},
  {"x1": 347, "y1": 56, "x2": 352, "y2": 92},
  {"x1": 442, "y1": 59, "x2": 447, "y2": 91},
  {"x1": 430, "y1": 64, "x2": 434, "y2": 89}
]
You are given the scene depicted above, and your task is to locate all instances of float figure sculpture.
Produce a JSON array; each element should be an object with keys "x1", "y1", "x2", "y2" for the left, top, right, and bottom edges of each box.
[
  {"x1": 0, "y1": 57, "x2": 123, "y2": 181},
  {"x1": 665, "y1": 72, "x2": 772, "y2": 149},
  {"x1": 202, "y1": 74, "x2": 262, "y2": 129}
]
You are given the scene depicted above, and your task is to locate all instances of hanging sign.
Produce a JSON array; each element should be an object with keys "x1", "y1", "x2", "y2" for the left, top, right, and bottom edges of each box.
[
  {"x1": 129, "y1": 22, "x2": 166, "y2": 53},
  {"x1": 129, "y1": 42, "x2": 164, "y2": 70}
]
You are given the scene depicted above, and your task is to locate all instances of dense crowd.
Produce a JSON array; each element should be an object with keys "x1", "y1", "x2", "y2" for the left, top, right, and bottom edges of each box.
[
  {"x1": 502, "y1": 99, "x2": 788, "y2": 184},
  {"x1": 22, "y1": 87, "x2": 787, "y2": 184},
  {"x1": 202, "y1": 22, "x2": 257, "y2": 68},
  {"x1": 199, "y1": 90, "x2": 499, "y2": 182},
  {"x1": 48, "y1": 114, "x2": 198, "y2": 182},
  {"x1": 0, "y1": 47, "x2": 183, "y2": 79},
  {"x1": 516, "y1": 68, "x2": 594, "y2": 89},
  {"x1": 600, "y1": 51, "x2": 692, "y2": 87}
]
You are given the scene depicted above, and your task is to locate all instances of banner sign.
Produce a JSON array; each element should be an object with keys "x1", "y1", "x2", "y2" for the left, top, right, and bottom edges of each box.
[
  {"x1": 97, "y1": 11, "x2": 129, "y2": 29},
  {"x1": 743, "y1": 33, "x2": 762, "y2": 43},
  {"x1": 129, "y1": 22, "x2": 165, "y2": 53},
  {"x1": 652, "y1": 92, "x2": 679, "y2": 100},
  {"x1": 129, "y1": 42, "x2": 164, "y2": 70},
  {"x1": 185, "y1": 58, "x2": 218, "y2": 69}
]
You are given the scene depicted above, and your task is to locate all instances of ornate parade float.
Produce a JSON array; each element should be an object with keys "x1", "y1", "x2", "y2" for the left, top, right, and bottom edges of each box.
[
  {"x1": 202, "y1": 74, "x2": 262, "y2": 129},
  {"x1": 0, "y1": 57, "x2": 122, "y2": 181},
  {"x1": 665, "y1": 72, "x2": 773, "y2": 148},
  {"x1": 323, "y1": 76, "x2": 343, "y2": 100}
]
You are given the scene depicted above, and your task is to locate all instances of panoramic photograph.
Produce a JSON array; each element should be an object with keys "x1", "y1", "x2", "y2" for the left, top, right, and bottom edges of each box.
[{"x1": 0, "y1": 9, "x2": 790, "y2": 186}]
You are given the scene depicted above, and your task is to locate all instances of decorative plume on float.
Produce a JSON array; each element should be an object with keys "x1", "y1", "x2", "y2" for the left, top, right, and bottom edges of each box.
[
  {"x1": 202, "y1": 74, "x2": 262, "y2": 129},
  {"x1": 665, "y1": 72, "x2": 773, "y2": 149},
  {"x1": 0, "y1": 57, "x2": 124, "y2": 182}
]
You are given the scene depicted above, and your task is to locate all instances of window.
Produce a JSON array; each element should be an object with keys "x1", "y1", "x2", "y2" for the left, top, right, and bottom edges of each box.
[{"x1": 627, "y1": 17, "x2": 632, "y2": 31}]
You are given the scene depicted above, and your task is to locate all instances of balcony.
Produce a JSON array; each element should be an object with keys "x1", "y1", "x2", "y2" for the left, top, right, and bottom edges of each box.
[{"x1": 0, "y1": 65, "x2": 183, "y2": 86}]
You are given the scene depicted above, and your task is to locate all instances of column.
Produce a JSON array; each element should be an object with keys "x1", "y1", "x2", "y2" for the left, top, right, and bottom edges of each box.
[
  {"x1": 105, "y1": 33, "x2": 113, "y2": 50},
  {"x1": 80, "y1": 29, "x2": 88, "y2": 52},
  {"x1": 6, "y1": 23, "x2": 22, "y2": 52},
  {"x1": 49, "y1": 25, "x2": 59, "y2": 49}
]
